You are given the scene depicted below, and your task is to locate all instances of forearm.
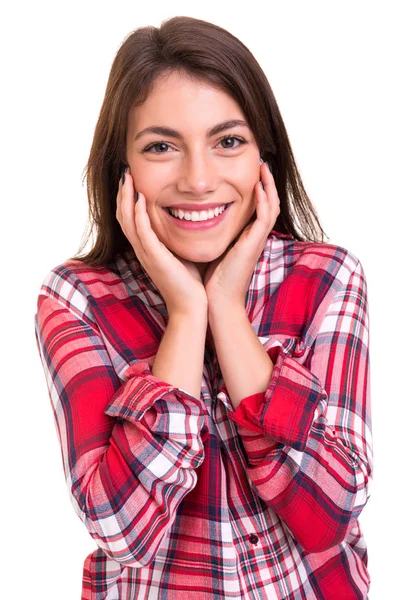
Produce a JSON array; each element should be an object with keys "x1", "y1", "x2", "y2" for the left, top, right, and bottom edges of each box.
[
  {"x1": 36, "y1": 294, "x2": 208, "y2": 568},
  {"x1": 208, "y1": 303, "x2": 274, "y2": 410},
  {"x1": 152, "y1": 309, "x2": 208, "y2": 400}
]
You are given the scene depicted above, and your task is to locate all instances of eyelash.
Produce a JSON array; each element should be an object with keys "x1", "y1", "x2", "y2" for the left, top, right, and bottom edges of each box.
[{"x1": 142, "y1": 134, "x2": 248, "y2": 154}]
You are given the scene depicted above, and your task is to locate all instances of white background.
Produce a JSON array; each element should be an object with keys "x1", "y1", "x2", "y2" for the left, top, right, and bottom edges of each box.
[{"x1": 2, "y1": 1, "x2": 398, "y2": 598}]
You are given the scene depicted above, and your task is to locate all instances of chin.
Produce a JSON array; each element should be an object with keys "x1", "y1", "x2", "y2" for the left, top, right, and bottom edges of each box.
[
  {"x1": 170, "y1": 245, "x2": 223, "y2": 263},
  {"x1": 189, "y1": 244, "x2": 231, "y2": 261},
  {"x1": 185, "y1": 254, "x2": 218, "y2": 263}
]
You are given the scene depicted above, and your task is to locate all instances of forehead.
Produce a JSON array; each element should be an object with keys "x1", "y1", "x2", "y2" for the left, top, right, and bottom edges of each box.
[{"x1": 128, "y1": 71, "x2": 246, "y2": 134}]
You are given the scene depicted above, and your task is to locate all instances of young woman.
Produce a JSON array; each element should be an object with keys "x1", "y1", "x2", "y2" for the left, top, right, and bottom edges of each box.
[{"x1": 34, "y1": 16, "x2": 373, "y2": 600}]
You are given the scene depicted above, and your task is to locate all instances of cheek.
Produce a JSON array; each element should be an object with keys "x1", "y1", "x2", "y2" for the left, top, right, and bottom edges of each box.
[
  {"x1": 245, "y1": 184, "x2": 258, "y2": 208},
  {"x1": 129, "y1": 161, "x2": 161, "y2": 194}
]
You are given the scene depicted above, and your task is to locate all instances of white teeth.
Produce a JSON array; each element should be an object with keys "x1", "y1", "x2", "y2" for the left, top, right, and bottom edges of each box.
[{"x1": 168, "y1": 204, "x2": 228, "y2": 221}]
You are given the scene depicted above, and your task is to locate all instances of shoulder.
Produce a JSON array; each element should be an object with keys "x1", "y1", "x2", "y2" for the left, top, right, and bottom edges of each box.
[
  {"x1": 261, "y1": 231, "x2": 368, "y2": 345},
  {"x1": 38, "y1": 257, "x2": 111, "y2": 297},
  {"x1": 268, "y1": 230, "x2": 364, "y2": 286},
  {"x1": 36, "y1": 256, "x2": 123, "y2": 325}
]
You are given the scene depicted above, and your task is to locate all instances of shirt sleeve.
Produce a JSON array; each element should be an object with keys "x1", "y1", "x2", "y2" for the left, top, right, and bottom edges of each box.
[
  {"x1": 34, "y1": 291, "x2": 209, "y2": 568},
  {"x1": 227, "y1": 258, "x2": 373, "y2": 553}
]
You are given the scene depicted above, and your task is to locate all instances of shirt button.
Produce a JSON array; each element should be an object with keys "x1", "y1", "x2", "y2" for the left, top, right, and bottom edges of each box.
[
  {"x1": 249, "y1": 534, "x2": 259, "y2": 545},
  {"x1": 293, "y1": 340, "x2": 306, "y2": 356}
]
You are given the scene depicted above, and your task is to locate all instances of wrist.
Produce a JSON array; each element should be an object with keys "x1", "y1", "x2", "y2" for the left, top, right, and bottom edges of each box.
[
  {"x1": 208, "y1": 299, "x2": 245, "y2": 322},
  {"x1": 168, "y1": 306, "x2": 208, "y2": 326}
]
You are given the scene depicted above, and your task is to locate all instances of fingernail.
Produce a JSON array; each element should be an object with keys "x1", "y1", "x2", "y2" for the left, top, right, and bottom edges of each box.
[
  {"x1": 260, "y1": 157, "x2": 264, "y2": 164},
  {"x1": 121, "y1": 166, "x2": 127, "y2": 185}
]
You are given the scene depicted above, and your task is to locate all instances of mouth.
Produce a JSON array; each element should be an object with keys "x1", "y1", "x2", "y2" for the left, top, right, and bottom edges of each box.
[{"x1": 162, "y1": 202, "x2": 234, "y2": 231}]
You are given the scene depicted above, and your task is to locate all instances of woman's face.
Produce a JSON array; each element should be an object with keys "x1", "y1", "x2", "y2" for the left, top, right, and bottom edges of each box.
[{"x1": 126, "y1": 71, "x2": 261, "y2": 273}]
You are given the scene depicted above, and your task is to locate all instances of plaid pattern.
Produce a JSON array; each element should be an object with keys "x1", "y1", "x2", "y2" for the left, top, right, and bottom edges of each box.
[{"x1": 34, "y1": 230, "x2": 373, "y2": 599}]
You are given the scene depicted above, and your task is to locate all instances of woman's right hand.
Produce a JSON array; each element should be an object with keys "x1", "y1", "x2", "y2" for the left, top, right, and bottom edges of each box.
[{"x1": 116, "y1": 168, "x2": 208, "y2": 317}]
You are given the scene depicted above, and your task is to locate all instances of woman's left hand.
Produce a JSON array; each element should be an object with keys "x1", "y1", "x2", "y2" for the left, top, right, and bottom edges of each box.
[{"x1": 203, "y1": 161, "x2": 280, "y2": 308}]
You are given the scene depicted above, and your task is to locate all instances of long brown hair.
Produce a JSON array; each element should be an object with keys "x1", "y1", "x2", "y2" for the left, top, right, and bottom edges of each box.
[{"x1": 70, "y1": 16, "x2": 328, "y2": 266}]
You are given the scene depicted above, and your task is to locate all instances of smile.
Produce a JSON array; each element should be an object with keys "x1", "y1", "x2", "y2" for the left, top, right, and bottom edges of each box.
[
  {"x1": 167, "y1": 203, "x2": 230, "y2": 221},
  {"x1": 163, "y1": 202, "x2": 234, "y2": 231}
]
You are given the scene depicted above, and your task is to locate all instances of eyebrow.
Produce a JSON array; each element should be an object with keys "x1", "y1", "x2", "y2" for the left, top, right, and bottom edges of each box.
[{"x1": 133, "y1": 119, "x2": 249, "y2": 142}]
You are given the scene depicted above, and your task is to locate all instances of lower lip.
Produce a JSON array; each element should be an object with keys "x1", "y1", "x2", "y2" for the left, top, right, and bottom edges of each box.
[{"x1": 163, "y1": 203, "x2": 233, "y2": 230}]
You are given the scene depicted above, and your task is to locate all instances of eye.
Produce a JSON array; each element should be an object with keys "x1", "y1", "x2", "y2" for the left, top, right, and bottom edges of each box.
[
  {"x1": 218, "y1": 135, "x2": 248, "y2": 149},
  {"x1": 142, "y1": 134, "x2": 248, "y2": 154},
  {"x1": 143, "y1": 141, "x2": 171, "y2": 154}
]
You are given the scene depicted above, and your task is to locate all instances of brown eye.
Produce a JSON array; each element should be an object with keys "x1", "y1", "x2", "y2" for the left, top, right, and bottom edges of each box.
[
  {"x1": 142, "y1": 134, "x2": 248, "y2": 154},
  {"x1": 218, "y1": 135, "x2": 248, "y2": 149},
  {"x1": 143, "y1": 142, "x2": 171, "y2": 153}
]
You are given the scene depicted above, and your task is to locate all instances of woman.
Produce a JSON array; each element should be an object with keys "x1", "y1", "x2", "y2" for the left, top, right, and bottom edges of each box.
[{"x1": 34, "y1": 16, "x2": 373, "y2": 600}]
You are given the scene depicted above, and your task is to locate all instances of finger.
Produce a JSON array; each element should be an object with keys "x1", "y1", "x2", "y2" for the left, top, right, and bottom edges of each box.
[
  {"x1": 116, "y1": 175, "x2": 130, "y2": 237},
  {"x1": 260, "y1": 162, "x2": 280, "y2": 207},
  {"x1": 121, "y1": 171, "x2": 141, "y2": 239},
  {"x1": 259, "y1": 164, "x2": 281, "y2": 223},
  {"x1": 254, "y1": 178, "x2": 270, "y2": 222},
  {"x1": 246, "y1": 179, "x2": 277, "y2": 245},
  {"x1": 119, "y1": 171, "x2": 143, "y2": 255},
  {"x1": 134, "y1": 189, "x2": 166, "y2": 254},
  {"x1": 263, "y1": 188, "x2": 281, "y2": 228},
  {"x1": 116, "y1": 175, "x2": 123, "y2": 223}
]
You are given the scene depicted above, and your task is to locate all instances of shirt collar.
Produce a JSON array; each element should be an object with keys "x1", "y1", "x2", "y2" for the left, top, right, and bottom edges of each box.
[{"x1": 270, "y1": 229, "x2": 295, "y2": 240}]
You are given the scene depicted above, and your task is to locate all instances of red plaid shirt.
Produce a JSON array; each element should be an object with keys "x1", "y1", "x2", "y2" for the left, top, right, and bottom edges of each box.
[{"x1": 34, "y1": 230, "x2": 373, "y2": 599}]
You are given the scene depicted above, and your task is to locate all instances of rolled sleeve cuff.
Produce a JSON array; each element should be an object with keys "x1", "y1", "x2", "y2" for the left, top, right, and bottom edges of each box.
[
  {"x1": 228, "y1": 345, "x2": 327, "y2": 452},
  {"x1": 104, "y1": 360, "x2": 206, "y2": 424}
]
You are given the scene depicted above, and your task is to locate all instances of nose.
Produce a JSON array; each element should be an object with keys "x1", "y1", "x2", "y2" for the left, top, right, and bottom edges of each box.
[
  {"x1": 176, "y1": 152, "x2": 219, "y2": 196},
  {"x1": 175, "y1": 154, "x2": 264, "y2": 195}
]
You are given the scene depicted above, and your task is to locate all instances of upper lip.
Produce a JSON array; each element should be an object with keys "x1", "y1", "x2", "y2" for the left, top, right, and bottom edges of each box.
[{"x1": 165, "y1": 202, "x2": 232, "y2": 211}]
